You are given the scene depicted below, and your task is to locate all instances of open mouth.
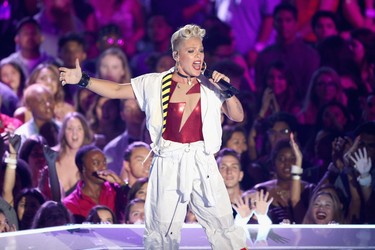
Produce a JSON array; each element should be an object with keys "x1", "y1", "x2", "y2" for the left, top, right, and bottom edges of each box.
[
  {"x1": 315, "y1": 212, "x2": 327, "y2": 220},
  {"x1": 192, "y1": 61, "x2": 201, "y2": 70}
]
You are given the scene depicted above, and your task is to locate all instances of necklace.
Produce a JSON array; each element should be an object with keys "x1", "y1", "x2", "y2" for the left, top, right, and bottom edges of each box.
[
  {"x1": 177, "y1": 71, "x2": 194, "y2": 85},
  {"x1": 275, "y1": 184, "x2": 290, "y2": 201}
]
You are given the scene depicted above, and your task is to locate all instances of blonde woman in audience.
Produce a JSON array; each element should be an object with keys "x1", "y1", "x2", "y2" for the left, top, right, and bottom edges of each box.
[
  {"x1": 303, "y1": 186, "x2": 344, "y2": 224},
  {"x1": 96, "y1": 47, "x2": 132, "y2": 83}
]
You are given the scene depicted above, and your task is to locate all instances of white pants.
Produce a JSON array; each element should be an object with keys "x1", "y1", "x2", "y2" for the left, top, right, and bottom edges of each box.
[{"x1": 144, "y1": 140, "x2": 247, "y2": 249}]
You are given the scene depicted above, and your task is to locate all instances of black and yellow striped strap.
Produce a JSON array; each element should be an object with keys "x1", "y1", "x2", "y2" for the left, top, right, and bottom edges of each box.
[{"x1": 161, "y1": 72, "x2": 173, "y2": 133}]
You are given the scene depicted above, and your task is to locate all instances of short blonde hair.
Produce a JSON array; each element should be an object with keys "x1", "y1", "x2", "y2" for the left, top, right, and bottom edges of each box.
[{"x1": 171, "y1": 24, "x2": 206, "y2": 52}]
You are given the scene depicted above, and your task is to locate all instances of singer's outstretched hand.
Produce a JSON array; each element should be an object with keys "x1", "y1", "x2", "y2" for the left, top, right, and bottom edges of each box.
[{"x1": 59, "y1": 58, "x2": 82, "y2": 86}]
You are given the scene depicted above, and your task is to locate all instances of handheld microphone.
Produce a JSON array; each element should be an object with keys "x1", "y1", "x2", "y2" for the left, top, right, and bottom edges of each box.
[{"x1": 203, "y1": 69, "x2": 239, "y2": 95}]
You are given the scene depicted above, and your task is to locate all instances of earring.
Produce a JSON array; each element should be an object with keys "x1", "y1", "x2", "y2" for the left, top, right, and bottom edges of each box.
[
  {"x1": 175, "y1": 61, "x2": 179, "y2": 72},
  {"x1": 201, "y1": 61, "x2": 207, "y2": 73}
]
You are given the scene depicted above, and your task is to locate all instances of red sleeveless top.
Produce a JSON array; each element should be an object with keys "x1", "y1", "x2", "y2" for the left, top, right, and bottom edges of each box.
[{"x1": 162, "y1": 80, "x2": 204, "y2": 143}]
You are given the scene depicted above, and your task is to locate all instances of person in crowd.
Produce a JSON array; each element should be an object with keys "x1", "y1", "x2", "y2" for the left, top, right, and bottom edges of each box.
[
  {"x1": 59, "y1": 24, "x2": 247, "y2": 249},
  {"x1": 27, "y1": 63, "x2": 75, "y2": 122},
  {"x1": 361, "y1": 92, "x2": 375, "y2": 122},
  {"x1": 0, "y1": 134, "x2": 33, "y2": 219},
  {"x1": 58, "y1": 33, "x2": 88, "y2": 71},
  {"x1": 301, "y1": 101, "x2": 354, "y2": 181},
  {"x1": 85, "y1": 205, "x2": 117, "y2": 224},
  {"x1": 0, "y1": 81, "x2": 19, "y2": 118},
  {"x1": 57, "y1": 33, "x2": 90, "y2": 104},
  {"x1": 299, "y1": 67, "x2": 347, "y2": 126},
  {"x1": 87, "y1": 96, "x2": 125, "y2": 149},
  {"x1": 317, "y1": 35, "x2": 364, "y2": 121},
  {"x1": 128, "y1": 177, "x2": 148, "y2": 202},
  {"x1": 31, "y1": 200, "x2": 72, "y2": 229},
  {"x1": 248, "y1": 112, "x2": 302, "y2": 184},
  {"x1": 222, "y1": 125, "x2": 248, "y2": 157},
  {"x1": 124, "y1": 198, "x2": 145, "y2": 224},
  {"x1": 253, "y1": 135, "x2": 315, "y2": 224},
  {"x1": 73, "y1": 88, "x2": 97, "y2": 118},
  {"x1": 14, "y1": 188, "x2": 46, "y2": 230},
  {"x1": 96, "y1": 47, "x2": 132, "y2": 83},
  {"x1": 14, "y1": 84, "x2": 60, "y2": 146},
  {"x1": 104, "y1": 99, "x2": 146, "y2": 175},
  {"x1": 303, "y1": 185, "x2": 345, "y2": 224},
  {"x1": 287, "y1": 0, "x2": 339, "y2": 44},
  {"x1": 319, "y1": 121, "x2": 375, "y2": 223},
  {"x1": 255, "y1": 2, "x2": 320, "y2": 103},
  {"x1": 18, "y1": 135, "x2": 48, "y2": 189},
  {"x1": 216, "y1": 148, "x2": 244, "y2": 203},
  {"x1": 53, "y1": 112, "x2": 94, "y2": 196},
  {"x1": 1, "y1": 133, "x2": 48, "y2": 230},
  {"x1": 0, "y1": 62, "x2": 26, "y2": 100},
  {"x1": 0, "y1": 17, "x2": 55, "y2": 79},
  {"x1": 311, "y1": 10, "x2": 339, "y2": 46},
  {"x1": 259, "y1": 60, "x2": 301, "y2": 115},
  {"x1": 120, "y1": 141, "x2": 152, "y2": 188},
  {"x1": 221, "y1": 125, "x2": 252, "y2": 190},
  {"x1": 349, "y1": 28, "x2": 375, "y2": 94},
  {"x1": 63, "y1": 145, "x2": 128, "y2": 223}
]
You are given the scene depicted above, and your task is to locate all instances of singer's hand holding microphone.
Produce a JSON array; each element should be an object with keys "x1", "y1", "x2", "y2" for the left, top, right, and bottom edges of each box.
[{"x1": 203, "y1": 69, "x2": 239, "y2": 99}]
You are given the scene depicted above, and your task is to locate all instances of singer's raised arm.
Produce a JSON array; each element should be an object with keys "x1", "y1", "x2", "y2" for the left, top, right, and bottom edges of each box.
[
  {"x1": 204, "y1": 69, "x2": 244, "y2": 122},
  {"x1": 59, "y1": 59, "x2": 136, "y2": 100}
]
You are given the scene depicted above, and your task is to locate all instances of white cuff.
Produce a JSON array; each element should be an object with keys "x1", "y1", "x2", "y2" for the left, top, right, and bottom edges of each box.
[
  {"x1": 234, "y1": 212, "x2": 253, "y2": 227},
  {"x1": 5, "y1": 157, "x2": 17, "y2": 165},
  {"x1": 254, "y1": 213, "x2": 272, "y2": 225},
  {"x1": 357, "y1": 174, "x2": 372, "y2": 187},
  {"x1": 291, "y1": 165, "x2": 303, "y2": 175}
]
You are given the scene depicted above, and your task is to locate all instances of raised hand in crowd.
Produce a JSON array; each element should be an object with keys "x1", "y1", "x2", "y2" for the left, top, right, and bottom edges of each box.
[{"x1": 2, "y1": 133, "x2": 21, "y2": 206}]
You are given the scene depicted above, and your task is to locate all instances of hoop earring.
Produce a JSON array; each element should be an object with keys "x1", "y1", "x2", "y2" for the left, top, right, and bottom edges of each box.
[{"x1": 201, "y1": 61, "x2": 207, "y2": 73}]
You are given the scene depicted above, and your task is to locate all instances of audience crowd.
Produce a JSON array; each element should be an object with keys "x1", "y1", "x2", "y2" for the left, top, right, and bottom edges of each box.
[{"x1": 0, "y1": 0, "x2": 375, "y2": 233}]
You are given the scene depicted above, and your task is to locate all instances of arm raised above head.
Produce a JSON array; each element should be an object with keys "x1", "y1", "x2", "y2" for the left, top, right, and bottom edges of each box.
[{"x1": 59, "y1": 59, "x2": 136, "y2": 100}]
